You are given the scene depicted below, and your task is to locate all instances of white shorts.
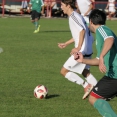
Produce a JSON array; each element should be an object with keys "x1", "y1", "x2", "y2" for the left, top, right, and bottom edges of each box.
[
  {"x1": 109, "y1": 8, "x2": 116, "y2": 12},
  {"x1": 108, "y1": 5, "x2": 116, "y2": 12},
  {"x1": 63, "y1": 55, "x2": 91, "y2": 74}
]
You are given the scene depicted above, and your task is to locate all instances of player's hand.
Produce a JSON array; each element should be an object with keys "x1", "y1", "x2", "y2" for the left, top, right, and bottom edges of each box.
[
  {"x1": 99, "y1": 56, "x2": 106, "y2": 73},
  {"x1": 73, "y1": 52, "x2": 83, "y2": 63},
  {"x1": 58, "y1": 43, "x2": 66, "y2": 49},
  {"x1": 70, "y1": 48, "x2": 79, "y2": 55},
  {"x1": 74, "y1": 53, "x2": 79, "y2": 60},
  {"x1": 84, "y1": 13, "x2": 88, "y2": 16}
]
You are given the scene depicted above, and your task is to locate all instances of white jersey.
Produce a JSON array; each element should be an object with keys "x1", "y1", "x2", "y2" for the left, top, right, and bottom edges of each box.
[
  {"x1": 76, "y1": 0, "x2": 92, "y2": 15},
  {"x1": 108, "y1": 0, "x2": 116, "y2": 12},
  {"x1": 69, "y1": 11, "x2": 93, "y2": 55}
]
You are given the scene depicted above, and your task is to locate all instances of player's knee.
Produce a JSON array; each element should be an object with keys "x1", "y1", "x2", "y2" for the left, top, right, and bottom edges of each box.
[
  {"x1": 88, "y1": 95, "x2": 93, "y2": 105},
  {"x1": 60, "y1": 68, "x2": 68, "y2": 77},
  {"x1": 60, "y1": 69, "x2": 65, "y2": 76},
  {"x1": 88, "y1": 95, "x2": 97, "y2": 105},
  {"x1": 82, "y1": 69, "x2": 90, "y2": 77}
]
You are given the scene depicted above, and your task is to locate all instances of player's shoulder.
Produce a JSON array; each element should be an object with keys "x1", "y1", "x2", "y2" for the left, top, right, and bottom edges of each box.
[
  {"x1": 97, "y1": 25, "x2": 114, "y2": 39},
  {"x1": 70, "y1": 11, "x2": 83, "y2": 19},
  {"x1": 97, "y1": 25, "x2": 110, "y2": 33}
]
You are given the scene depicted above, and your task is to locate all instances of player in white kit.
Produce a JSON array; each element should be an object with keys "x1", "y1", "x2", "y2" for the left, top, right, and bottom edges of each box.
[
  {"x1": 105, "y1": 0, "x2": 116, "y2": 20},
  {"x1": 58, "y1": 0, "x2": 97, "y2": 99},
  {"x1": 76, "y1": 0, "x2": 93, "y2": 25}
]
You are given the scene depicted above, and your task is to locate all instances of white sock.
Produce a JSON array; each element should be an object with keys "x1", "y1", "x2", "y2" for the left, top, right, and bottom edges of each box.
[
  {"x1": 65, "y1": 72, "x2": 88, "y2": 88},
  {"x1": 85, "y1": 73, "x2": 97, "y2": 86},
  {"x1": 82, "y1": 81, "x2": 88, "y2": 88}
]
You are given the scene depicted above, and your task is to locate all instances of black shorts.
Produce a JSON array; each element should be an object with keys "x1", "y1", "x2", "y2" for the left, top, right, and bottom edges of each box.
[
  {"x1": 90, "y1": 76, "x2": 117, "y2": 99},
  {"x1": 31, "y1": 10, "x2": 41, "y2": 20}
]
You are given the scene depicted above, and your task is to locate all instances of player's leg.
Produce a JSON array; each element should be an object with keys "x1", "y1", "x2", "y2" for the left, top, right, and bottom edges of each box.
[
  {"x1": 89, "y1": 76, "x2": 117, "y2": 117},
  {"x1": 60, "y1": 67, "x2": 88, "y2": 88},
  {"x1": 82, "y1": 56, "x2": 97, "y2": 99},
  {"x1": 110, "y1": 12, "x2": 115, "y2": 19},
  {"x1": 34, "y1": 11, "x2": 41, "y2": 32},
  {"x1": 109, "y1": 8, "x2": 116, "y2": 19},
  {"x1": 49, "y1": 2, "x2": 56, "y2": 17},
  {"x1": 46, "y1": 2, "x2": 51, "y2": 17},
  {"x1": 89, "y1": 96, "x2": 117, "y2": 117},
  {"x1": 44, "y1": 2, "x2": 48, "y2": 17},
  {"x1": 108, "y1": 11, "x2": 113, "y2": 20},
  {"x1": 31, "y1": 10, "x2": 37, "y2": 33},
  {"x1": 51, "y1": 2, "x2": 56, "y2": 8},
  {"x1": 82, "y1": 56, "x2": 97, "y2": 86},
  {"x1": 82, "y1": 69, "x2": 97, "y2": 99},
  {"x1": 61, "y1": 55, "x2": 88, "y2": 88},
  {"x1": 82, "y1": 69, "x2": 97, "y2": 86}
]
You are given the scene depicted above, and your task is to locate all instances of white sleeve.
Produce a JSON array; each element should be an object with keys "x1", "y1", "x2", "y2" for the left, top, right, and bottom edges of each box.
[
  {"x1": 41, "y1": 0, "x2": 44, "y2": 6},
  {"x1": 29, "y1": 0, "x2": 32, "y2": 5}
]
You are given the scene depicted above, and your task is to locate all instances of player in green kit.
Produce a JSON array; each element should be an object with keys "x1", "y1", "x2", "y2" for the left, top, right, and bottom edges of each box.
[
  {"x1": 28, "y1": 0, "x2": 44, "y2": 33},
  {"x1": 74, "y1": 9, "x2": 117, "y2": 117}
]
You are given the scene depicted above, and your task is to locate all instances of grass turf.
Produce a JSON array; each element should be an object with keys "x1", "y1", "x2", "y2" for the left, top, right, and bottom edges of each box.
[{"x1": 0, "y1": 17, "x2": 117, "y2": 117}]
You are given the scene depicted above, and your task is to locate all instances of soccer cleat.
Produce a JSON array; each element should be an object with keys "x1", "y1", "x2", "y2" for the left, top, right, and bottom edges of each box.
[
  {"x1": 82, "y1": 84, "x2": 94, "y2": 100},
  {"x1": 37, "y1": 25, "x2": 40, "y2": 32},
  {"x1": 33, "y1": 29, "x2": 39, "y2": 33}
]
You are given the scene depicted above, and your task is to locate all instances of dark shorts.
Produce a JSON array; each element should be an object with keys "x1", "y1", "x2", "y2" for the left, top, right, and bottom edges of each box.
[
  {"x1": 31, "y1": 10, "x2": 41, "y2": 20},
  {"x1": 90, "y1": 76, "x2": 117, "y2": 99}
]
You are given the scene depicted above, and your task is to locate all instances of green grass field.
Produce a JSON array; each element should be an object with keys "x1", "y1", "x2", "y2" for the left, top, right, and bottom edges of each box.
[{"x1": 0, "y1": 17, "x2": 117, "y2": 117}]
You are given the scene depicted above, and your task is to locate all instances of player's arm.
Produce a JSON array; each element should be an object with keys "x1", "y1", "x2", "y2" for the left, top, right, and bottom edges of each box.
[
  {"x1": 41, "y1": 0, "x2": 45, "y2": 15},
  {"x1": 77, "y1": 29, "x2": 85, "y2": 51},
  {"x1": 82, "y1": 58, "x2": 99, "y2": 66},
  {"x1": 41, "y1": 5, "x2": 44, "y2": 15},
  {"x1": 99, "y1": 37, "x2": 114, "y2": 73},
  {"x1": 58, "y1": 38, "x2": 74, "y2": 49},
  {"x1": 84, "y1": 3, "x2": 93, "y2": 16},
  {"x1": 105, "y1": 3, "x2": 109, "y2": 9},
  {"x1": 74, "y1": 52, "x2": 99, "y2": 65},
  {"x1": 100, "y1": 37, "x2": 114, "y2": 59},
  {"x1": 70, "y1": 29, "x2": 85, "y2": 54},
  {"x1": 28, "y1": 3, "x2": 32, "y2": 13}
]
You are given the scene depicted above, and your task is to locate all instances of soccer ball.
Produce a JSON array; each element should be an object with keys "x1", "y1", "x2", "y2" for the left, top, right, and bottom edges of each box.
[{"x1": 34, "y1": 85, "x2": 48, "y2": 99}]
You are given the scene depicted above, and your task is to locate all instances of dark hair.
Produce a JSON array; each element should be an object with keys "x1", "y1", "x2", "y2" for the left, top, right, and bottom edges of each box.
[
  {"x1": 61, "y1": 0, "x2": 76, "y2": 9},
  {"x1": 89, "y1": 9, "x2": 106, "y2": 25}
]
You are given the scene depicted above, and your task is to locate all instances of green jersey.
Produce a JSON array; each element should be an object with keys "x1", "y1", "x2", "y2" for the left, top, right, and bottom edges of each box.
[
  {"x1": 29, "y1": 0, "x2": 44, "y2": 13},
  {"x1": 96, "y1": 25, "x2": 117, "y2": 79}
]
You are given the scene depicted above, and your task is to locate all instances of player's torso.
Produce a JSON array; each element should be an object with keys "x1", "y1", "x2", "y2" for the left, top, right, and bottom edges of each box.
[
  {"x1": 108, "y1": 1, "x2": 115, "y2": 12},
  {"x1": 108, "y1": 0, "x2": 115, "y2": 7},
  {"x1": 76, "y1": 0, "x2": 91, "y2": 14},
  {"x1": 69, "y1": 11, "x2": 93, "y2": 55},
  {"x1": 96, "y1": 25, "x2": 117, "y2": 78},
  {"x1": 69, "y1": 11, "x2": 86, "y2": 47},
  {"x1": 30, "y1": 0, "x2": 42, "y2": 12}
]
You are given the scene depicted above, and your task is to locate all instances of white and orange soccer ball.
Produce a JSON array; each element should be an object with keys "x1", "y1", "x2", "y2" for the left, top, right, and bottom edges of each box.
[{"x1": 34, "y1": 85, "x2": 48, "y2": 99}]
